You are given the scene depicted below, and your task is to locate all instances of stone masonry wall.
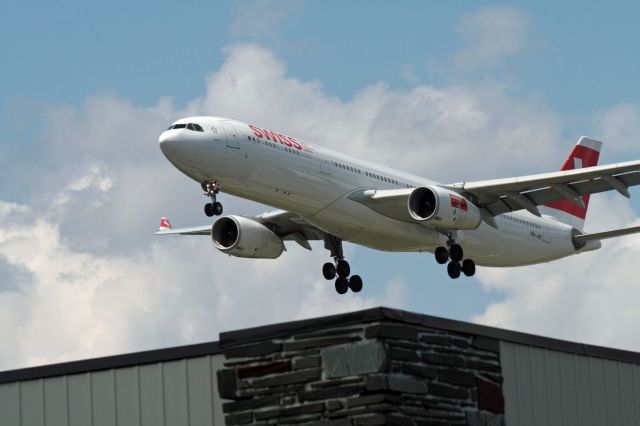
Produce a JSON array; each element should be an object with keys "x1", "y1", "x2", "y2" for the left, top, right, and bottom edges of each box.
[{"x1": 217, "y1": 318, "x2": 505, "y2": 426}]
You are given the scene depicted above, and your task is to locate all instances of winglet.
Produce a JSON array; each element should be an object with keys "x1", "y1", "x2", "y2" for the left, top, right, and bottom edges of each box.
[{"x1": 158, "y1": 217, "x2": 172, "y2": 231}]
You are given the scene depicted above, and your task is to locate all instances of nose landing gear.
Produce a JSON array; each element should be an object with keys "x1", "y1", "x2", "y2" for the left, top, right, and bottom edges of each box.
[
  {"x1": 322, "y1": 236, "x2": 363, "y2": 294},
  {"x1": 202, "y1": 181, "x2": 223, "y2": 217},
  {"x1": 435, "y1": 237, "x2": 476, "y2": 279}
]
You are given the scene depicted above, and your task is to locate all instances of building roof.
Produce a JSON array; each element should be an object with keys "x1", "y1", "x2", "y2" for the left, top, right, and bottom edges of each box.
[{"x1": 2, "y1": 306, "x2": 640, "y2": 385}]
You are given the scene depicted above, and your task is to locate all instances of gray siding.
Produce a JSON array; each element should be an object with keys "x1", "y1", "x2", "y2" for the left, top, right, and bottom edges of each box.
[
  {"x1": 0, "y1": 355, "x2": 225, "y2": 426},
  {"x1": 501, "y1": 341, "x2": 640, "y2": 426}
]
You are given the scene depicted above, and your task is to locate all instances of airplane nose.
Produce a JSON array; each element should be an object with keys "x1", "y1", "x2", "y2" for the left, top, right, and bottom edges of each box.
[
  {"x1": 158, "y1": 130, "x2": 174, "y2": 147},
  {"x1": 158, "y1": 130, "x2": 180, "y2": 155}
]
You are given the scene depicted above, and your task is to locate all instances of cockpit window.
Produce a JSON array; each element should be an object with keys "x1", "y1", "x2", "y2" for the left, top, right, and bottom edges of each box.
[{"x1": 167, "y1": 122, "x2": 204, "y2": 131}]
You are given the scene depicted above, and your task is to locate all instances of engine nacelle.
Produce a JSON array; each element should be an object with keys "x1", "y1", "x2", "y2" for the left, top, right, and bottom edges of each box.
[
  {"x1": 212, "y1": 216, "x2": 285, "y2": 259},
  {"x1": 408, "y1": 186, "x2": 481, "y2": 230}
]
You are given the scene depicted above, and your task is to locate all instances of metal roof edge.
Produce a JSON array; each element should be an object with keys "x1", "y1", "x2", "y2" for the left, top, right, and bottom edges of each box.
[{"x1": 0, "y1": 341, "x2": 221, "y2": 385}]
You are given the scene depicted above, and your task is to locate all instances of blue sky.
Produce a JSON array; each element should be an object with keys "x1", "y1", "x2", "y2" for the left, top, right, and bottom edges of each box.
[
  {"x1": 4, "y1": 1, "x2": 640, "y2": 114},
  {"x1": 2, "y1": 1, "x2": 640, "y2": 369}
]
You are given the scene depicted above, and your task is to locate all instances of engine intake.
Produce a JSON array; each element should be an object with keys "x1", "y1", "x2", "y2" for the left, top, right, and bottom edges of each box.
[
  {"x1": 408, "y1": 186, "x2": 481, "y2": 230},
  {"x1": 212, "y1": 216, "x2": 284, "y2": 259}
]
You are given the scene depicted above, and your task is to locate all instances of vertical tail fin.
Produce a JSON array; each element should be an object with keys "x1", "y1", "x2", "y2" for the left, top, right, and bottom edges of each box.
[
  {"x1": 539, "y1": 136, "x2": 602, "y2": 230},
  {"x1": 158, "y1": 217, "x2": 172, "y2": 231}
]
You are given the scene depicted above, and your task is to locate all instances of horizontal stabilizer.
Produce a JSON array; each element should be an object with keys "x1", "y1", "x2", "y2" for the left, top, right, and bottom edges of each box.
[{"x1": 573, "y1": 225, "x2": 640, "y2": 244}]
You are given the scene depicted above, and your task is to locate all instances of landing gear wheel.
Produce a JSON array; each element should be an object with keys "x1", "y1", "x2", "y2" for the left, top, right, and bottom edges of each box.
[
  {"x1": 213, "y1": 202, "x2": 223, "y2": 216},
  {"x1": 322, "y1": 262, "x2": 337, "y2": 280},
  {"x1": 335, "y1": 277, "x2": 349, "y2": 294},
  {"x1": 202, "y1": 181, "x2": 222, "y2": 217},
  {"x1": 447, "y1": 262, "x2": 461, "y2": 279},
  {"x1": 449, "y1": 244, "x2": 464, "y2": 262},
  {"x1": 349, "y1": 275, "x2": 363, "y2": 293},
  {"x1": 435, "y1": 246, "x2": 449, "y2": 264},
  {"x1": 336, "y1": 260, "x2": 351, "y2": 278},
  {"x1": 462, "y1": 259, "x2": 476, "y2": 277}
]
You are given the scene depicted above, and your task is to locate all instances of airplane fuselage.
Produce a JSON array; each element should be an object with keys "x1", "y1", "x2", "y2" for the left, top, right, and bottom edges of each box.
[{"x1": 159, "y1": 116, "x2": 599, "y2": 267}]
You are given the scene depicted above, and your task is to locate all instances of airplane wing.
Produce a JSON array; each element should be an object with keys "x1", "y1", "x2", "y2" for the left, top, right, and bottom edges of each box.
[
  {"x1": 155, "y1": 210, "x2": 325, "y2": 250},
  {"x1": 451, "y1": 160, "x2": 640, "y2": 217},
  {"x1": 348, "y1": 160, "x2": 640, "y2": 227},
  {"x1": 155, "y1": 226, "x2": 211, "y2": 235}
]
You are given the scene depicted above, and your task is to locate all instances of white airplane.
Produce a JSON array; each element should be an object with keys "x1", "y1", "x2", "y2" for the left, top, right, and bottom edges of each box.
[{"x1": 156, "y1": 117, "x2": 640, "y2": 294}]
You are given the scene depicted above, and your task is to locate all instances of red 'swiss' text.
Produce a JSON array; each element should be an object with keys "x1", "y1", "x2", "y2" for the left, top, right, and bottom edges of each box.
[{"x1": 249, "y1": 124, "x2": 304, "y2": 150}]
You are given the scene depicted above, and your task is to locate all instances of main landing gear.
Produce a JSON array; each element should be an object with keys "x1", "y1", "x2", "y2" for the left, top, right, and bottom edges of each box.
[
  {"x1": 322, "y1": 235, "x2": 363, "y2": 294},
  {"x1": 434, "y1": 238, "x2": 476, "y2": 279},
  {"x1": 202, "y1": 181, "x2": 223, "y2": 217}
]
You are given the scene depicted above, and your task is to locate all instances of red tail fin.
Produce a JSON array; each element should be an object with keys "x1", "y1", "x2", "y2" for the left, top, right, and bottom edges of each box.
[
  {"x1": 541, "y1": 137, "x2": 601, "y2": 227},
  {"x1": 159, "y1": 217, "x2": 172, "y2": 230}
]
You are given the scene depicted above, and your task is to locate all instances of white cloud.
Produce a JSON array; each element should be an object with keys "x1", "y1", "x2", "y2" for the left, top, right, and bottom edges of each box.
[{"x1": 454, "y1": 6, "x2": 532, "y2": 70}]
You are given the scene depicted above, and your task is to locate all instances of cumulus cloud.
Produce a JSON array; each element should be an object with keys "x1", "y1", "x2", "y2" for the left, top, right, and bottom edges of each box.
[{"x1": 454, "y1": 6, "x2": 532, "y2": 70}]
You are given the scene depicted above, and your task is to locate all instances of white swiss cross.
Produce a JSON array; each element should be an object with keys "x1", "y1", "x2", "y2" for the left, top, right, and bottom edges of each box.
[{"x1": 573, "y1": 157, "x2": 583, "y2": 169}]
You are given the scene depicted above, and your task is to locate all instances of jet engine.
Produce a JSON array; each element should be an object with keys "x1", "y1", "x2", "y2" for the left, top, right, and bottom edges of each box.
[
  {"x1": 408, "y1": 186, "x2": 481, "y2": 230},
  {"x1": 212, "y1": 216, "x2": 285, "y2": 259}
]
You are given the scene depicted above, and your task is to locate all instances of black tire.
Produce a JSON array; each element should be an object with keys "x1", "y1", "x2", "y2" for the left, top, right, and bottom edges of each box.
[
  {"x1": 336, "y1": 260, "x2": 350, "y2": 278},
  {"x1": 213, "y1": 202, "x2": 223, "y2": 216},
  {"x1": 322, "y1": 262, "x2": 336, "y2": 280},
  {"x1": 449, "y1": 244, "x2": 463, "y2": 262},
  {"x1": 435, "y1": 246, "x2": 449, "y2": 264},
  {"x1": 447, "y1": 262, "x2": 461, "y2": 279},
  {"x1": 462, "y1": 259, "x2": 476, "y2": 277},
  {"x1": 349, "y1": 275, "x2": 363, "y2": 293},
  {"x1": 204, "y1": 203, "x2": 215, "y2": 217},
  {"x1": 335, "y1": 277, "x2": 349, "y2": 294}
]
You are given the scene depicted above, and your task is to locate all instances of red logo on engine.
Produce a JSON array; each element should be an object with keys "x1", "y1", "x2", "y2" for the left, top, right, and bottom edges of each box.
[{"x1": 450, "y1": 194, "x2": 468, "y2": 211}]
